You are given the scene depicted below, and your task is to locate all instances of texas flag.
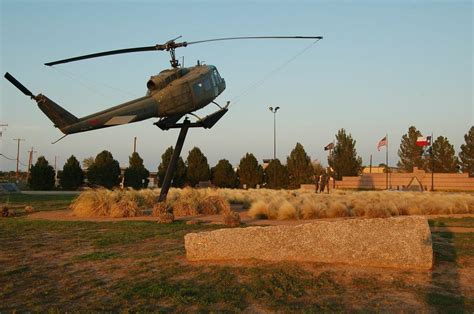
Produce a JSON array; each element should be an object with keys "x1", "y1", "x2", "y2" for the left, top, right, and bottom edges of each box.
[{"x1": 416, "y1": 136, "x2": 432, "y2": 147}]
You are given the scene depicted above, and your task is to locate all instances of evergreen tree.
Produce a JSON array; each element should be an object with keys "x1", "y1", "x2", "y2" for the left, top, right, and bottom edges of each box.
[
  {"x1": 211, "y1": 159, "x2": 238, "y2": 188},
  {"x1": 459, "y1": 126, "x2": 474, "y2": 176},
  {"x1": 311, "y1": 161, "x2": 325, "y2": 178},
  {"x1": 28, "y1": 156, "x2": 55, "y2": 190},
  {"x1": 397, "y1": 126, "x2": 425, "y2": 171},
  {"x1": 87, "y1": 150, "x2": 121, "y2": 189},
  {"x1": 429, "y1": 136, "x2": 458, "y2": 173},
  {"x1": 238, "y1": 153, "x2": 263, "y2": 189},
  {"x1": 59, "y1": 155, "x2": 84, "y2": 190},
  {"x1": 287, "y1": 143, "x2": 314, "y2": 188},
  {"x1": 157, "y1": 146, "x2": 186, "y2": 188},
  {"x1": 185, "y1": 147, "x2": 210, "y2": 187},
  {"x1": 265, "y1": 159, "x2": 289, "y2": 189},
  {"x1": 328, "y1": 129, "x2": 362, "y2": 180},
  {"x1": 124, "y1": 152, "x2": 150, "y2": 189}
]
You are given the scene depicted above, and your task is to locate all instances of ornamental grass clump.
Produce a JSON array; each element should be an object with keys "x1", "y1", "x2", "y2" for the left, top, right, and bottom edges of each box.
[
  {"x1": 71, "y1": 188, "x2": 142, "y2": 217},
  {"x1": 243, "y1": 189, "x2": 474, "y2": 220},
  {"x1": 71, "y1": 188, "x2": 116, "y2": 217},
  {"x1": 109, "y1": 189, "x2": 140, "y2": 218},
  {"x1": 223, "y1": 210, "x2": 241, "y2": 227}
]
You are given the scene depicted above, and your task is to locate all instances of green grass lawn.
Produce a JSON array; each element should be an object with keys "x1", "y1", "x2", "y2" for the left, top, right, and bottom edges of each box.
[
  {"x1": 0, "y1": 194, "x2": 473, "y2": 311},
  {"x1": 0, "y1": 193, "x2": 77, "y2": 213}
]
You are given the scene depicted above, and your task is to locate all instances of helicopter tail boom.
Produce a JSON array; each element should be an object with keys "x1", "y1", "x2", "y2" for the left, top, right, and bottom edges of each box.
[{"x1": 36, "y1": 94, "x2": 79, "y2": 132}]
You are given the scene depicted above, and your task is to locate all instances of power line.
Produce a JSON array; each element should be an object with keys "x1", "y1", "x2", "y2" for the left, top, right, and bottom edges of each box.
[
  {"x1": 231, "y1": 38, "x2": 322, "y2": 106},
  {"x1": 0, "y1": 153, "x2": 27, "y2": 166}
]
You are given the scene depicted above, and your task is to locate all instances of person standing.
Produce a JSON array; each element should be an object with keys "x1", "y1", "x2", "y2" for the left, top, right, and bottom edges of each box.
[
  {"x1": 319, "y1": 173, "x2": 326, "y2": 193},
  {"x1": 315, "y1": 175, "x2": 320, "y2": 193}
]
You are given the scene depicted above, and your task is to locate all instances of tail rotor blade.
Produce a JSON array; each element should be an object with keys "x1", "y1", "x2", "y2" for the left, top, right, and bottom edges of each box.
[{"x1": 4, "y1": 72, "x2": 35, "y2": 98}]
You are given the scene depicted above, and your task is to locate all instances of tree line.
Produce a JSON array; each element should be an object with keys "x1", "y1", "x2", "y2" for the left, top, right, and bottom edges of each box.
[{"x1": 25, "y1": 126, "x2": 474, "y2": 190}]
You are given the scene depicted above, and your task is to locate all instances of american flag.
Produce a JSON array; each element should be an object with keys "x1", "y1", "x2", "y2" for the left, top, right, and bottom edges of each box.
[
  {"x1": 377, "y1": 136, "x2": 387, "y2": 151},
  {"x1": 324, "y1": 142, "x2": 334, "y2": 151}
]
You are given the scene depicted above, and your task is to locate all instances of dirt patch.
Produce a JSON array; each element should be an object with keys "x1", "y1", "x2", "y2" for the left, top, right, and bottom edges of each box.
[{"x1": 26, "y1": 209, "x2": 474, "y2": 232}]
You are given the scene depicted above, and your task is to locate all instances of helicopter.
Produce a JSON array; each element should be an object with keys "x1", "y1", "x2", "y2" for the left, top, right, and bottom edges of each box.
[{"x1": 4, "y1": 36, "x2": 322, "y2": 140}]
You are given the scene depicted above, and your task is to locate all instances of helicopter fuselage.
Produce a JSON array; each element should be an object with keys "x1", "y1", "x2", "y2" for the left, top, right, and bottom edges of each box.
[{"x1": 33, "y1": 64, "x2": 225, "y2": 135}]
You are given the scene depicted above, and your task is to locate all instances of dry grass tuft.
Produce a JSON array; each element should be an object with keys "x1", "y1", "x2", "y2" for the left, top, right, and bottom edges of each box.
[
  {"x1": 69, "y1": 186, "x2": 474, "y2": 220},
  {"x1": 223, "y1": 210, "x2": 241, "y2": 227}
]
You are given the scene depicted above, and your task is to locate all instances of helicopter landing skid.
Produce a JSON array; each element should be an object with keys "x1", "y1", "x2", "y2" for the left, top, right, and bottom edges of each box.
[{"x1": 157, "y1": 105, "x2": 229, "y2": 206}]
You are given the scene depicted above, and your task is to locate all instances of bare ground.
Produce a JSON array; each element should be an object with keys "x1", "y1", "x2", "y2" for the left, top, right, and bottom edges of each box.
[
  {"x1": 2, "y1": 208, "x2": 471, "y2": 311},
  {"x1": 27, "y1": 208, "x2": 474, "y2": 232}
]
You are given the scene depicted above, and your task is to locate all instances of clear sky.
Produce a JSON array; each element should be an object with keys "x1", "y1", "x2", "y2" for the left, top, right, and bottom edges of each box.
[{"x1": 1, "y1": 0, "x2": 472, "y2": 172}]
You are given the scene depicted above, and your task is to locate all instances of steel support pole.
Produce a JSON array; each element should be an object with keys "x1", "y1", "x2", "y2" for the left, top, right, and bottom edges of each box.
[
  {"x1": 158, "y1": 120, "x2": 190, "y2": 204},
  {"x1": 273, "y1": 112, "x2": 276, "y2": 160}
]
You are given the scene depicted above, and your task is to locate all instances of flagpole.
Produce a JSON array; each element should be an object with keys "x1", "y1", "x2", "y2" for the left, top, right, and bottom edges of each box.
[
  {"x1": 386, "y1": 133, "x2": 388, "y2": 190},
  {"x1": 431, "y1": 132, "x2": 434, "y2": 191}
]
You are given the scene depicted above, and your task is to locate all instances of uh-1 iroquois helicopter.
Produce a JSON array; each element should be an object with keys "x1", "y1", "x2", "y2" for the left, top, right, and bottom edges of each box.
[{"x1": 4, "y1": 35, "x2": 322, "y2": 202}]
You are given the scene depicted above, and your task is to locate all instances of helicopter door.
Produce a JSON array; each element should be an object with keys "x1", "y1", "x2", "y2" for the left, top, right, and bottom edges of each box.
[{"x1": 170, "y1": 83, "x2": 192, "y2": 111}]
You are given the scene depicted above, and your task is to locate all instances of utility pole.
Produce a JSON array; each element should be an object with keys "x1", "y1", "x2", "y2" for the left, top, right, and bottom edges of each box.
[
  {"x1": 385, "y1": 134, "x2": 389, "y2": 190},
  {"x1": 54, "y1": 155, "x2": 59, "y2": 186},
  {"x1": 0, "y1": 123, "x2": 8, "y2": 138},
  {"x1": 13, "y1": 138, "x2": 25, "y2": 181},
  {"x1": 369, "y1": 154, "x2": 372, "y2": 174},
  {"x1": 268, "y1": 106, "x2": 280, "y2": 160},
  {"x1": 133, "y1": 137, "x2": 137, "y2": 153},
  {"x1": 26, "y1": 147, "x2": 37, "y2": 180}
]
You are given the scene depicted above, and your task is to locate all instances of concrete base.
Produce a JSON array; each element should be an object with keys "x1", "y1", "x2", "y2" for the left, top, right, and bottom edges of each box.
[{"x1": 185, "y1": 216, "x2": 433, "y2": 270}]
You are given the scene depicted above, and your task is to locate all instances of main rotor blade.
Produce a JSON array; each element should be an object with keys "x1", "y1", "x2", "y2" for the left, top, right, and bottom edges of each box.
[
  {"x1": 4, "y1": 72, "x2": 35, "y2": 98},
  {"x1": 187, "y1": 36, "x2": 323, "y2": 45},
  {"x1": 45, "y1": 45, "x2": 158, "y2": 66}
]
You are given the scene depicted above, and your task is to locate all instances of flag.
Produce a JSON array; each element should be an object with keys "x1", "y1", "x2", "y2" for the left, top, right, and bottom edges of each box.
[
  {"x1": 416, "y1": 136, "x2": 432, "y2": 147},
  {"x1": 377, "y1": 136, "x2": 387, "y2": 151},
  {"x1": 324, "y1": 142, "x2": 334, "y2": 151}
]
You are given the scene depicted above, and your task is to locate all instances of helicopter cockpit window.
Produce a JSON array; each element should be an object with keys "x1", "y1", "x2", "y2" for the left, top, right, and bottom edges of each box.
[{"x1": 213, "y1": 69, "x2": 221, "y2": 83}]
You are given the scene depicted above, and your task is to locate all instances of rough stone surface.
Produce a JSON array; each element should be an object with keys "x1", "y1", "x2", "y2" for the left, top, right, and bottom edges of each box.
[{"x1": 185, "y1": 216, "x2": 433, "y2": 270}]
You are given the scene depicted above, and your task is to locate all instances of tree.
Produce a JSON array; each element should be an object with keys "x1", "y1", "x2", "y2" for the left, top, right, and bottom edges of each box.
[
  {"x1": 211, "y1": 159, "x2": 238, "y2": 188},
  {"x1": 328, "y1": 129, "x2": 362, "y2": 180},
  {"x1": 397, "y1": 126, "x2": 425, "y2": 171},
  {"x1": 287, "y1": 143, "x2": 314, "y2": 188},
  {"x1": 124, "y1": 152, "x2": 150, "y2": 189},
  {"x1": 459, "y1": 126, "x2": 474, "y2": 176},
  {"x1": 311, "y1": 160, "x2": 325, "y2": 178},
  {"x1": 238, "y1": 153, "x2": 263, "y2": 189},
  {"x1": 157, "y1": 146, "x2": 186, "y2": 188},
  {"x1": 185, "y1": 147, "x2": 210, "y2": 187},
  {"x1": 87, "y1": 150, "x2": 121, "y2": 189},
  {"x1": 82, "y1": 156, "x2": 95, "y2": 169},
  {"x1": 265, "y1": 159, "x2": 289, "y2": 189},
  {"x1": 28, "y1": 156, "x2": 55, "y2": 190},
  {"x1": 429, "y1": 136, "x2": 459, "y2": 173},
  {"x1": 59, "y1": 155, "x2": 84, "y2": 190}
]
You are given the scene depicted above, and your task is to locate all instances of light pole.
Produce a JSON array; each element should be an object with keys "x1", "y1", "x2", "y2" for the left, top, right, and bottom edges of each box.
[{"x1": 269, "y1": 106, "x2": 280, "y2": 160}]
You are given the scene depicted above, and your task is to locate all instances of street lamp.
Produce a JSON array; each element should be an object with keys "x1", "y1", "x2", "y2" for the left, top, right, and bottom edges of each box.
[{"x1": 269, "y1": 106, "x2": 280, "y2": 160}]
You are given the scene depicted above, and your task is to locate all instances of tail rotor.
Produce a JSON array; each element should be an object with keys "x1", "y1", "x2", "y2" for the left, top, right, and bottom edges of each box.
[{"x1": 4, "y1": 72, "x2": 36, "y2": 100}]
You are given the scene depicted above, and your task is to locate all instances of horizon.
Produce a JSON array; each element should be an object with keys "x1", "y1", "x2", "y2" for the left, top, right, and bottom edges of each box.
[{"x1": 1, "y1": 1, "x2": 472, "y2": 172}]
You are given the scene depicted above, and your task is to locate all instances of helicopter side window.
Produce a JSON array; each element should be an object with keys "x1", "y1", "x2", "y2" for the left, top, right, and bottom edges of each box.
[
  {"x1": 193, "y1": 82, "x2": 203, "y2": 98},
  {"x1": 203, "y1": 78, "x2": 212, "y2": 91}
]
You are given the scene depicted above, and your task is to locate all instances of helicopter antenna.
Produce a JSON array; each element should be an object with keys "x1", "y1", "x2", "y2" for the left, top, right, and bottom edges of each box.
[{"x1": 44, "y1": 35, "x2": 322, "y2": 68}]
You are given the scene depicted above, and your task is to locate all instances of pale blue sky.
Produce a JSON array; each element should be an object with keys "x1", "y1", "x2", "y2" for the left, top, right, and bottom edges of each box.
[{"x1": 1, "y1": 0, "x2": 472, "y2": 172}]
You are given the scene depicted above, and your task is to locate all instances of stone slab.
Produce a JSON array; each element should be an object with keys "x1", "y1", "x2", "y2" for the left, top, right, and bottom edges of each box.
[{"x1": 185, "y1": 216, "x2": 433, "y2": 270}]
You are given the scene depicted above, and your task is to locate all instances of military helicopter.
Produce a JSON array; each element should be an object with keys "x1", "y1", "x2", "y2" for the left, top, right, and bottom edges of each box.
[
  {"x1": 4, "y1": 36, "x2": 322, "y2": 139},
  {"x1": 4, "y1": 35, "x2": 322, "y2": 202}
]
